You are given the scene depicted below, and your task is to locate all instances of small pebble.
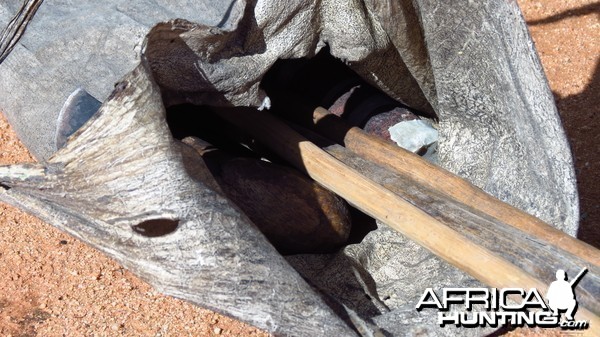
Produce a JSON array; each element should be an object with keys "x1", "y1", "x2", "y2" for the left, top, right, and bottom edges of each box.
[{"x1": 213, "y1": 327, "x2": 222, "y2": 334}]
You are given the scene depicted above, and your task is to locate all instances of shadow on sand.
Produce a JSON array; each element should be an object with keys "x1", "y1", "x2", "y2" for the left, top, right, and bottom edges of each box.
[{"x1": 528, "y1": 3, "x2": 600, "y2": 248}]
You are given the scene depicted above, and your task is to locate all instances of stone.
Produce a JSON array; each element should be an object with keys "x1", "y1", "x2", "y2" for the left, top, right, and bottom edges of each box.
[
  {"x1": 181, "y1": 136, "x2": 352, "y2": 255},
  {"x1": 388, "y1": 119, "x2": 438, "y2": 154}
]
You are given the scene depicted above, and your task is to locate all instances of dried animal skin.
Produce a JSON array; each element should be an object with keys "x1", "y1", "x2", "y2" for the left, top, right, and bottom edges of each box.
[
  {"x1": 0, "y1": 64, "x2": 358, "y2": 336},
  {"x1": 0, "y1": 0, "x2": 580, "y2": 336}
]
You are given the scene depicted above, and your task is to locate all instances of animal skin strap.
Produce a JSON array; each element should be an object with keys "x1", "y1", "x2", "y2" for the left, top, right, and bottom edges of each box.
[{"x1": 0, "y1": 0, "x2": 44, "y2": 63}]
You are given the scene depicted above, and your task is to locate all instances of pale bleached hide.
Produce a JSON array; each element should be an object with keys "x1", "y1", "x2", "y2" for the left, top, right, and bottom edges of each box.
[{"x1": 0, "y1": 1, "x2": 578, "y2": 336}]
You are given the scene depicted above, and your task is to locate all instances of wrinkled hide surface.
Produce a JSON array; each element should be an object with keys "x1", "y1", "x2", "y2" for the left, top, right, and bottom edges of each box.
[{"x1": 0, "y1": 0, "x2": 579, "y2": 336}]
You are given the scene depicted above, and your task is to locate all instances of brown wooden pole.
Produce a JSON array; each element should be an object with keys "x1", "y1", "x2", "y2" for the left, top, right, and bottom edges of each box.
[
  {"x1": 307, "y1": 107, "x2": 600, "y2": 267},
  {"x1": 318, "y1": 143, "x2": 599, "y2": 317},
  {"x1": 215, "y1": 108, "x2": 600, "y2": 331}
]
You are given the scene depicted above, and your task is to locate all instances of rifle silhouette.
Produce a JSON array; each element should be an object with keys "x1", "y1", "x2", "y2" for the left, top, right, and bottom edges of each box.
[{"x1": 570, "y1": 267, "x2": 588, "y2": 288}]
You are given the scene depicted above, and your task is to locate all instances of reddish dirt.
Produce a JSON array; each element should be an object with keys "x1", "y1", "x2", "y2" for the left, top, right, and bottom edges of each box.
[
  {"x1": 0, "y1": 1, "x2": 597, "y2": 336},
  {"x1": 0, "y1": 116, "x2": 270, "y2": 337},
  {"x1": 520, "y1": 0, "x2": 600, "y2": 248}
]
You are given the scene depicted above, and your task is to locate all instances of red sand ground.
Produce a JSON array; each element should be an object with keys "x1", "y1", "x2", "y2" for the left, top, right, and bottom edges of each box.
[{"x1": 0, "y1": 1, "x2": 597, "y2": 336}]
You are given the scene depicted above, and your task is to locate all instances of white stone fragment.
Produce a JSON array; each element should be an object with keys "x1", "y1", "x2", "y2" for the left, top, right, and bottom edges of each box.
[{"x1": 388, "y1": 119, "x2": 438, "y2": 153}]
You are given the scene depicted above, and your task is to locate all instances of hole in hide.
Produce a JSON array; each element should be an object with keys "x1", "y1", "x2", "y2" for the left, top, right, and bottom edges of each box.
[
  {"x1": 132, "y1": 218, "x2": 179, "y2": 237},
  {"x1": 163, "y1": 46, "x2": 434, "y2": 320},
  {"x1": 163, "y1": 47, "x2": 433, "y2": 254},
  {"x1": 167, "y1": 103, "x2": 364, "y2": 255}
]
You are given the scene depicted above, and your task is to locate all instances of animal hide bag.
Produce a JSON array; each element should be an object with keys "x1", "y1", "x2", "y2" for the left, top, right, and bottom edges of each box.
[{"x1": 0, "y1": 0, "x2": 579, "y2": 336}]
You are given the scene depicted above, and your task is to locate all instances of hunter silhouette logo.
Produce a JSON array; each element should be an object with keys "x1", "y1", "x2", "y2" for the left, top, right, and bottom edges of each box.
[
  {"x1": 415, "y1": 267, "x2": 590, "y2": 330},
  {"x1": 546, "y1": 267, "x2": 587, "y2": 321}
]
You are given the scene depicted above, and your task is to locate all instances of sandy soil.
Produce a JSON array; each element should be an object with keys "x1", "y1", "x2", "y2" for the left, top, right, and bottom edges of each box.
[
  {"x1": 0, "y1": 119, "x2": 269, "y2": 335},
  {"x1": 0, "y1": 1, "x2": 597, "y2": 336},
  {"x1": 521, "y1": 0, "x2": 600, "y2": 248}
]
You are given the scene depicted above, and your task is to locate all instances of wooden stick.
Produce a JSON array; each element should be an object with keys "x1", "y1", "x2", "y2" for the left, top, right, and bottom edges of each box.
[
  {"x1": 319, "y1": 143, "x2": 599, "y2": 317},
  {"x1": 306, "y1": 107, "x2": 600, "y2": 266},
  {"x1": 0, "y1": 0, "x2": 44, "y2": 63},
  {"x1": 215, "y1": 108, "x2": 600, "y2": 330}
]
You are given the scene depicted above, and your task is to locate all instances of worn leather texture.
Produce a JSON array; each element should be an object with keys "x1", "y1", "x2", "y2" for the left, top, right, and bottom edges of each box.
[{"x1": 0, "y1": 1, "x2": 579, "y2": 336}]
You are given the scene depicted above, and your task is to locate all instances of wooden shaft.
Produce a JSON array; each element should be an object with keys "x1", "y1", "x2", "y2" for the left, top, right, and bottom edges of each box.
[
  {"x1": 216, "y1": 108, "x2": 600, "y2": 330},
  {"x1": 0, "y1": 0, "x2": 44, "y2": 63},
  {"x1": 319, "y1": 143, "x2": 599, "y2": 316},
  {"x1": 309, "y1": 107, "x2": 600, "y2": 267},
  {"x1": 292, "y1": 122, "x2": 599, "y2": 316}
]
